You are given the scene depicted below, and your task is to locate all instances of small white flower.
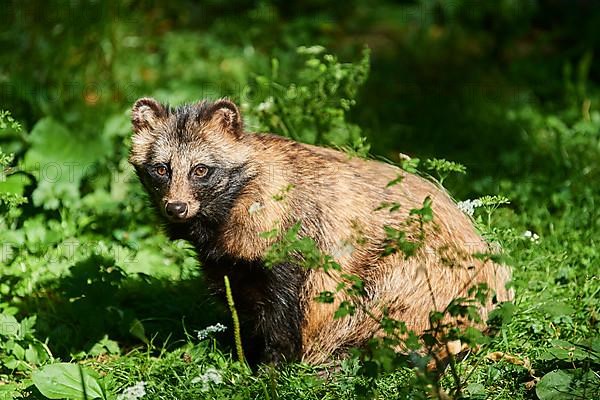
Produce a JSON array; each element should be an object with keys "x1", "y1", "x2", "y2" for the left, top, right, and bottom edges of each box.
[
  {"x1": 523, "y1": 230, "x2": 540, "y2": 243},
  {"x1": 257, "y1": 97, "x2": 274, "y2": 112},
  {"x1": 197, "y1": 323, "x2": 227, "y2": 341},
  {"x1": 457, "y1": 199, "x2": 483, "y2": 216},
  {"x1": 191, "y1": 367, "x2": 223, "y2": 392},
  {"x1": 118, "y1": 381, "x2": 146, "y2": 400},
  {"x1": 457, "y1": 201, "x2": 474, "y2": 216}
]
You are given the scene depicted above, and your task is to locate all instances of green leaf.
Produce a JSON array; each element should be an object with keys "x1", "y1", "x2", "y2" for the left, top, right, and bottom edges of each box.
[
  {"x1": 0, "y1": 383, "x2": 20, "y2": 400},
  {"x1": 25, "y1": 344, "x2": 40, "y2": 364},
  {"x1": 409, "y1": 196, "x2": 433, "y2": 223},
  {"x1": 19, "y1": 315, "x2": 37, "y2": 338},
  {"x1": 334, "y1": 301, "x2": 356, "y2": 319},
  {"x1": 315, "y1": 291, "x2": 335, "y2": 304},
  {"x1": 465, "y1": 383, "x2": 486, "y2": 399},
  {"x1": 0, "y1": 174, "x2": 30, "y2": 199},
  {"x1": 386, "y1": 175, "x2": 403, "y2": 188},
  {"x1": 0, "y1": 314, "x2": 20, "y2": 338},
  {"x1": 487, "y1": 301, "x2": 515, "y2": 327},
  {"x1": 31, "y1": 362, "x2": 105, "y2": 399},
  {"x1": 400, "y1": 157, "x2": 420, "y2": 173},
  {"x1": 129, "y1": 319, "x2": 149, "y2": 344},
  {"x1": 539, "y1": 301, "x2": 575, "y2": 317},
  {"x1": 22, "y1": 118, "x2": 110, "y2": 209},
  {"x1": 537, "y1": 370, "x2": 573, "y2": 400},
  {"x1": 8, "y1": 342, "x2": 25, "y2": 360},
  {"x1": 536, "y1": 369, "x2": 600, "y2": 400},
  {"x1": 25, "y1": 343, "x2": 48, "y2": 365},
  {"x1": 540, "y1": 340, "x2": 600, "y2": 363},
  {"x1": 89, "y1": 335, "x2": 120, "y2": 357},
  {"x1": 375, "y1": 201, "x2": 401, "y2": 212},
  {"x1": 424, "y1": 158, "x2": 467, "y2": 175}
]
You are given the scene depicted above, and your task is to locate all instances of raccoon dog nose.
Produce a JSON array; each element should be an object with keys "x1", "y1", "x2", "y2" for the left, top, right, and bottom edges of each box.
[{"x1": 165, "y1": 202, "x2": 188, "y2": 219}]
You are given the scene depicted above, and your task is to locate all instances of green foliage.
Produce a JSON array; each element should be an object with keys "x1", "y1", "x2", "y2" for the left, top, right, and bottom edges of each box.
[
  {"x1": 263, "y1": 221, "x2": 342, "y2": 273},
  {"x1": 476, "y1": 195, "x2": 512, "y2": 229},
  {"x1": 22, "y1": 117, "x2": 111, "y2": 209},
  {"x1": 0, "y1": 111, "x2": 27, "y2": 220},
  {"x1": 535, "y1": 339, "x2": 600, "y2": 399},
  {"x1": 252, "y1": 46, "x2": 371, "y2": 153},
  {"x1": 0, "y1": 111, "x2": 21, "y2": 132},
  {"x1": 0, "y1": 312, "x2": 50, "y2": 372},
  {"x1": 424, "y1": 159, "x2": 466, "y2": 185},
  {"x1": 382, "y1": 226, "x2": 419, "y2": 258},
  {"x1": 399, "y1": 158, "x2": 421, "y2": 174}
]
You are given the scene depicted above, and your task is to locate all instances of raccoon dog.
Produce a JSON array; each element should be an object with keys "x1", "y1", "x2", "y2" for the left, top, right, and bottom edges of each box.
[{"x1": 129, "y1": 97, "x2": 512, "y2": 365}]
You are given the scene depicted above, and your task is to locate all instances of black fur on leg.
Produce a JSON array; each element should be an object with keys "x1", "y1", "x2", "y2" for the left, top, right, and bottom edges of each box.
[{"x1": 200, "y1": 256, "x2": 306, "y2": 366}]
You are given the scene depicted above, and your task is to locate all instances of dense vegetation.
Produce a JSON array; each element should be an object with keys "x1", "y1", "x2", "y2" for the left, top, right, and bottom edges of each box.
[{"x1": 0, "y1": 1, "x2": 599, "y2": 398}]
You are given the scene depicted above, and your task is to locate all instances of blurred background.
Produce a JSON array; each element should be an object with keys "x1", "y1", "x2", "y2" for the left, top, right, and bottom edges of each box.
[
  {"x1": 3, "y1": 0, "x2": 600, "y2": 177},
  {"x1": 1, "y1": 1, "x2": 599, "y2": 397},
  {"x1": 0, "y1": 0, "x2": 600, "y2": 175}
]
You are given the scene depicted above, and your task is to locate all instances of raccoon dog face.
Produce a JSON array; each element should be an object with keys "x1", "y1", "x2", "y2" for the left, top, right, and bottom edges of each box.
[{"x1": 129, "y1": 98, "x2": 254, "y2": 225}]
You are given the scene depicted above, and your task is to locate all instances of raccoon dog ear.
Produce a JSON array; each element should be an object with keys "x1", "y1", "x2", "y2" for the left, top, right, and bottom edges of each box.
[
  {"x1": 131, "y1": 97, "x2": 166, "y2": 132},
  {"x1": 207, "y1": 99, "x2": 243, "y2": 138}
]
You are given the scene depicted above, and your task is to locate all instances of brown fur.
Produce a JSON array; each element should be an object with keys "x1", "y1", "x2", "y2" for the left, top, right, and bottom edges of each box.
[{"x1": 130, "y1": 98, "x2": 513, "y2": 365}]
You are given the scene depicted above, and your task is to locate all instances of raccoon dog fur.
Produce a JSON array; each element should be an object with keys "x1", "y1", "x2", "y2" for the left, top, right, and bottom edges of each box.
[{"x1": 129, "y1": 97, "x2": 512, "y2": 365}]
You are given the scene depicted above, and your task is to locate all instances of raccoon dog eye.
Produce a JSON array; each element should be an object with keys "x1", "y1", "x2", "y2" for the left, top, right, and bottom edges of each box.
[
  {"x1": 192, "y1": 164, "x2": 209, "y2": 178},
  {"x1": 154, "y1": 164, "x2": 168, "y2": 177}
]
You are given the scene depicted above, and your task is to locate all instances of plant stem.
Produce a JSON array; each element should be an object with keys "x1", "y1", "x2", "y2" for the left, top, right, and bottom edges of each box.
[{"x1": 224, "y1": 275, "x2": 245, "y2": 364}]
